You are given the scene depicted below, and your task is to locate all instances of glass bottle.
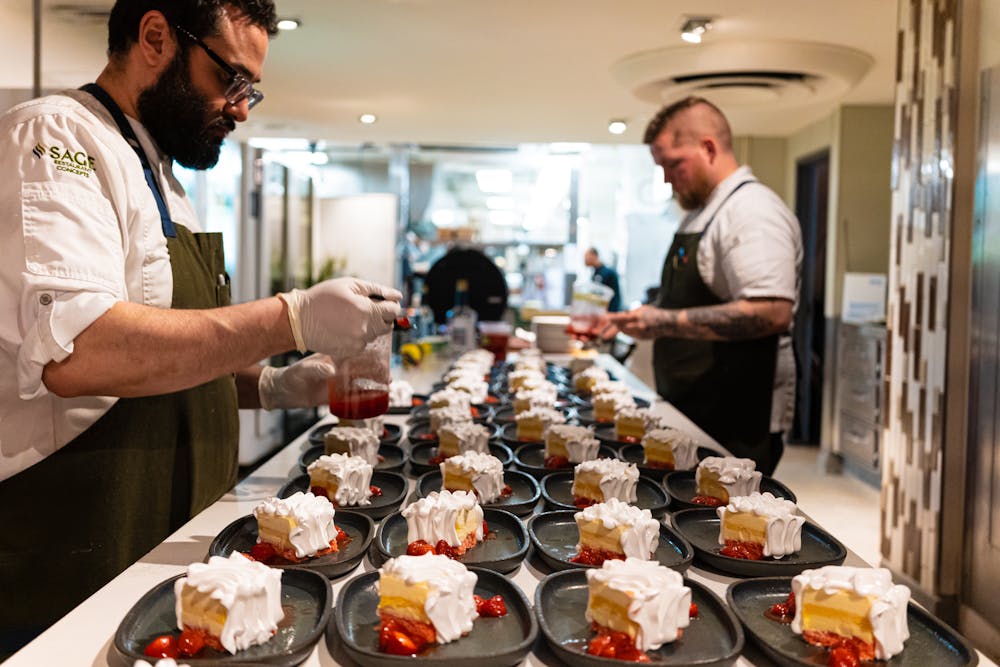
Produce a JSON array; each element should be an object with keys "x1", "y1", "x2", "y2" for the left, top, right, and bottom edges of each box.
[{"x1": 447, "y1": 278, "x2": 477, "y2": 353}]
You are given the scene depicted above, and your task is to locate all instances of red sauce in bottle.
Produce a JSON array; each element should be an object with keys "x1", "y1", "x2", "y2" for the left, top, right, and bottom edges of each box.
[{"x1": 328, "y1": 388, "x2": 389, "y2": 419}]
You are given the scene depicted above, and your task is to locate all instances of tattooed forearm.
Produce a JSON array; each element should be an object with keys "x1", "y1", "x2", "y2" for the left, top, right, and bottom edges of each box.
[{"x1": 644, "y1": 300, "x2": 789, "y2": 341}]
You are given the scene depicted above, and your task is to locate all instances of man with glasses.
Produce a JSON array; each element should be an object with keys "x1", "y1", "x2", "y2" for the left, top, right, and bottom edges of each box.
[{"x1": 0, "y1": 1, "x2": 401, "y2": 651}]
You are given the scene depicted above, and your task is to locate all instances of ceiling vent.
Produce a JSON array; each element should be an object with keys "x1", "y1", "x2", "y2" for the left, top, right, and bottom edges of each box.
[{"x1": 612, "y1": 40, "x2": 873, "y2": 114}]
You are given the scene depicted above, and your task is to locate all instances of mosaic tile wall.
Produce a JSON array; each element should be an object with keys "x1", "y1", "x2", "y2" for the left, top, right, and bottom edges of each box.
[{"x1": 882, "y1": 0, "x2": 957, "y2": 593}]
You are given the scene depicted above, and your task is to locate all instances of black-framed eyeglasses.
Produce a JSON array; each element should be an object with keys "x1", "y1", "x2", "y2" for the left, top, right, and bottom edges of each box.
[{"x1": 174, "y1": 24, "x2": 264, "y2": 110}]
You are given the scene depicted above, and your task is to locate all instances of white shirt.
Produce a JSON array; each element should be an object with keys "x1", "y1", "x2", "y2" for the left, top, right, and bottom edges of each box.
[
  {"x1": 0, "y1": 89, "x2": 201, "y2": 481},
  {"x1": 676, "y1": 166, "x2": 803, "y2": 432}
]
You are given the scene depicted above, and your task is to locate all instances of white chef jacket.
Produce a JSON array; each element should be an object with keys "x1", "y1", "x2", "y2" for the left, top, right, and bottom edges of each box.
[
  {"x1": 0, "y1": 89, "x2": 202, "y2": 481},
  {"x1": 675, "y1": 166, "x2": 803, "y2": 433}
]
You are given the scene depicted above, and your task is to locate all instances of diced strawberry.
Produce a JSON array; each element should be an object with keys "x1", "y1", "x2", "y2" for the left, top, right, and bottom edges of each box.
[
  {"x1": 248, "y1": 542, "x2": 276, "y2": 563},
  {"x1": 406, "y1": 540, "x2": 434, "y2": 556},
  {"x1": 143, "y1": 635, "x2": 179, "y2": 659},
  {"x1": 177, "y1": 629, "x2": 206, "y2": 657}
]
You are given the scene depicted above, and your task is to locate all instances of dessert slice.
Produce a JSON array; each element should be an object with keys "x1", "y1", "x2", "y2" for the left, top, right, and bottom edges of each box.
[
  {"x1": 572, "y1": 459, "x2": 639, "y2": 507},
  {"x1": 323, "y1": 426, "x2": 380, "y2": 466},
  {"x1": 591, "y1": 389, "x2": 634, "y2": 423},
  {"x1": 389, "y1": 379, "x2": 414, "y2": 408},
  {"x1": 573, "y1": 366, "x2": 609, "y2": 394},
  {"x1": 307, "y1": 453, "x2": 374, "y2": 507},
  {"x1": 252, "y1": 492, "x2": 341, "y2": 561},
  {"x1": 585, "y1": 558, "x2": 691, "y2": 660},
  {"x1": 791, "y1": 566, "x2": 910, "y2": 661},
  {"x1": 174, "y1": 553, "x2": 284, "y2": 654},
  {"x1": 641, "y1": 427, "x2": 699, "y2": 470},
  {"x1": 436, "y1": 422, "x2": 491, "y2": 460},
  {"x1": 403, "y1": 490, "x2": 485, "y2": 557},
  {"x1": 515, "y1": 406, "x2": 566, "y2": 441},
  {"x1": 447, "y1": 375, "x2": 489, "y2": 404},
  {"x1": 572, "y1": 497, "x2": 659, "y2": 566},
  {"x1": 544, "y1": 424, "x2": 600, "y2": 468},
  {"x1": 694, "y1": 456, "x2": 762, "y2": 506},
  {"x1": 716, "y1": 492, "x2": 804, "y2": 559},
  {"x1": 440, "y1": 451, "x2": 509, "y2": 503},
  {"x1": 614, "y1": 406, "x2": 661, "y2": 441},
  {"x1": 508, "y1": 368, "x2": 545, "y2": 392},
  {"x1": 512, "y1": 382, "x2": 559, "y2": 414},
  {"x1": 429, "y1": 405, "x2": 473, "y2": 433},
  {"x1": 377, "y1": 554, "x2": 478, "y2": 655},
  {"x1": 427, "y1": 388, "x2": 473, "y2": 411}
]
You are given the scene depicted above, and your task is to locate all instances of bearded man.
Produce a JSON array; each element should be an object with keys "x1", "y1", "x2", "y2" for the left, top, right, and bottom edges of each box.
[
  {"x1": 605, "y1": 97, "x2": 803, "y2": 476},
  {"x1": 0, "y1": 1, "x2": 401, "y2": 650}
]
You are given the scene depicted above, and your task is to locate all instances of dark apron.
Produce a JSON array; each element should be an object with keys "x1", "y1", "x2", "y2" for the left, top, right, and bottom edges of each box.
[
  {"x1": 653, "y1": 181, "x2": 779, "y2": 471},
  {"x1": 0, "y1": 88, "x2": 239, "y2": 647}
]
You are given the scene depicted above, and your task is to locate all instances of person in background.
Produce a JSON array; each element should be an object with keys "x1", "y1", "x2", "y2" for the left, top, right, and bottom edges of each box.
[
  {"x1": 602, "y1": 96, "x2": 802, "y2": 476},
  {"x1": 584, "y1": 246, "x2": 623, "y2": 312},
  {"x1": 0, "y1": 0, "x2": 401, "y2": 651}
]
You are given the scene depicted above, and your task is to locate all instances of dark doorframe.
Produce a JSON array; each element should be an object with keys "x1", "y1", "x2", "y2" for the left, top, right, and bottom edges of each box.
[{"x1": 790, "y1": 150, "x2": 829, "y2": 444}]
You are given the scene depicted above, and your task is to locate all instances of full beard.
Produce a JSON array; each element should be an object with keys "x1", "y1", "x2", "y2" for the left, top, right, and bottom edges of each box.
[
  {"x1": 674, "y1": 171, "x2": 715, "y2": 211},
  {"x1": 136, "y1": 48, "x2": 235, "y2": 170}
]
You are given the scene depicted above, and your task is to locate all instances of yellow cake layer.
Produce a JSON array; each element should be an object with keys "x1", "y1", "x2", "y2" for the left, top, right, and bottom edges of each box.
[
  {"x1": 615, "y1": 417, "x2": 646, "y2": 439},
  {"x1": 378, "y1": 576, "x2": 431, "y2": 623},
  {"x1": 578, "y1": 519, "x2": 627, "y2": 554},
  {"x1": 572, "y1": 471, "x2": 606, "y2": 502},
  {"x1": 545, "y1": 437, "x2": 569, "y2": 459},
  {"x1": 442, "y1": 467, "x2": 477, "y2": 494},
  {"x1": 437, "y1": 431, "x2": 461, "y2": 458},
  {"x1": 257, "y1": 514, "x2": 298, "y2": 552},
  {"x1": 587, "y1": 584, "x2": 638, "y2": 638},
  {"x1": 696, "y1": 471, "x2": 730, "y2": 503},
  {"x1": 179, "y1": 583, "x2": 228, "y2": 636},
  {"x1": 800, "y1": 589, "x2": 875, "y2": 643},
  {"x1": 720, "y1": 512, "x2": 768, "y2": 544},
  {"x1": 309, "y1": 470, "x2": 339, "y2": 496},
  {"x1": 517, "y1": 422, "x2": 545, "y2": 441},
  {"x1": 643, "y1": 442, "x2": 675, "y2": 466}
]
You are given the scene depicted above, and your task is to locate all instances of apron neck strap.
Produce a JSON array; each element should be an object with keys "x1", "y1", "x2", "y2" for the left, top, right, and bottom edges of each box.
[{"x1": 80, "y1": 83, "x2": 176, "y2": 238}]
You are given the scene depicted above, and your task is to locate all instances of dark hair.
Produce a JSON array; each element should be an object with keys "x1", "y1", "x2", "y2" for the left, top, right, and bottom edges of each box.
[
  {"x1": 107, "y1": 0, "x2": 278, "y2": 56},
  {"x1": 642, "y1": 96, "x2": 732, "y2": 149}
]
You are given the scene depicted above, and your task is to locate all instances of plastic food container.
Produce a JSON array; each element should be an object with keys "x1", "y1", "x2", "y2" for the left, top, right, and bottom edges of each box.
[{"x1": 328, "y1": 332, "x2": 391, "y2": 419}]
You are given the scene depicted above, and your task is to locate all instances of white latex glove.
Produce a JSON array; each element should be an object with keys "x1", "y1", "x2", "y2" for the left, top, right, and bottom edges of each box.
[
  {"x1": 278, "y1": 277, "x2": 402, "y2": 359},
  {"x1": 258, "y1": 354, "x2": 337, "y2": 410}
]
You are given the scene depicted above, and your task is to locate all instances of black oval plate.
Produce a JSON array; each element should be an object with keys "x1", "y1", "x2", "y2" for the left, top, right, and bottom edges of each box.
[
  {"x1": 671, "y1": 508, "x2": 846, "y2": 577},
  {"x1": 387, "y1": 393, "x2": 428, "y2": 415},
  {"x1": 409, "y1": 441, "x2": 514, "y2": 476},
  {"x1": 663, "y1": 470, "x2": 797, "y2": 510},
  {"x1": 333, "y1": 567, "x2": 537, "y2": 667},
  {"x1": 113, "y1": 568, "x2": 331, "y2": 667},
  {"x1": 527, "y1": 509, "x2": 693, "y2": 574},
  {"x1": 298, "y1": 442, "x2": 407, "y2": 475},
  {"x1": 407, "y1": 421, "x2": 502, "y2": 448},
  {"x1": 414, "y1": 469, "x2": 541, "y2": 516},
  {"x1": 491, "y1": 403, "x2": 577, "y2": 426},
  {"x1": 535, "y1": 569, "x2": 743, "y2": 667},
  {"x1": 540, "y1": 472, "x2": 670, "y2": 516},
  {"x1": 208, "y1": 510, "x2": 374, "y2": 580},
  {"x1": 726, "y1": 577, "x2": 979, "y2": 667},
  {"x1": 409, "y1": 403, "x2": 496, "y2": 424},
  {"x1": 618, "y1": 444, "x2": 717, "y2": 479},
  {"x1": 277, "y1": 471, "x2": 408, "y2": 520},
  {"x1": 309, "y1": 421, "x2": 402, "y2": 446},
  {"x1": 373, "y1": 508, "x2": 528, "y2": 574},
  {"x1": 512, "y1": 442, "x2": 618, "y2": 480}
]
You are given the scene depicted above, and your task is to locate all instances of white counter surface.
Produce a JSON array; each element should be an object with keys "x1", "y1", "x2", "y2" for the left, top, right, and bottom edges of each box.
[{"x1": 7, "y1": 354, "x2": 991, "y2": 666}]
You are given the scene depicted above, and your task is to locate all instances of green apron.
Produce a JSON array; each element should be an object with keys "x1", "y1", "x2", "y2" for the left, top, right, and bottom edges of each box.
[
  {"x1": 653, "y1": 181, "x2": 779, "y2": 471},
  {"x1": 0, "y1": 225, "x2": 239, "y2": 644}
]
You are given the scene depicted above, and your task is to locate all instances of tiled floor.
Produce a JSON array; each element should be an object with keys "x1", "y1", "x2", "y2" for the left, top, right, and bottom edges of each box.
[{"x1": 772, "y1": 443, "x2": 882, "y2": 566}]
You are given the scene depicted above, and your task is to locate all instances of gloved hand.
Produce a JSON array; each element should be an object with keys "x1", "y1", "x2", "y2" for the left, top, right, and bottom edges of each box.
[
  {"x1": 278, "y1": 277, "x2": 402, "y2": 359},
  {"x1": 258, "y1": 354, "x2": 336, "y2": 410}
]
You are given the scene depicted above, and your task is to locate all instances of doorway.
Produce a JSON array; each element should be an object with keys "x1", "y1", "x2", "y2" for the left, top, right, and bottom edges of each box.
[{"x1": 790, "y1": 151, "x2": 829, "y2": 444}]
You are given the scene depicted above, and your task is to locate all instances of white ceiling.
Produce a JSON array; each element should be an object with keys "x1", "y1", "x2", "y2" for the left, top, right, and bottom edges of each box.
[{"x1": 4, "y1": 0, "x2": 899, "y2": 145}]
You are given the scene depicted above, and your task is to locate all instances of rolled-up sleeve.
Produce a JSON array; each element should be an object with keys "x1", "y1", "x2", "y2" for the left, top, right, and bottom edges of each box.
[{"x1": 3, "y1": 113, "x2": 127, "y2": 399}]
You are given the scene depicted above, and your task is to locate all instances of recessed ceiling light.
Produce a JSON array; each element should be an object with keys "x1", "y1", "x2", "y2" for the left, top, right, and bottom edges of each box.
[
  {"x1": 680, "y1": 17, "x2": 712, "y2": 44},
  {"x1": 608, "y1": 120, "x2": 627, "y2": 135},
  {"x1": 359, "y1": 113, "x2": 377, "y2": 124},
  {"x1": 276, "y1": 18, "x2": 300, "y2": 31}
]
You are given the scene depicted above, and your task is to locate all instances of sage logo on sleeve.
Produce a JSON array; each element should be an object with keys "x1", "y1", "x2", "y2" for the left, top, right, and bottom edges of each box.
[{"x1": 34, "y1": 143, "x2": 98, "y2": 178}]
